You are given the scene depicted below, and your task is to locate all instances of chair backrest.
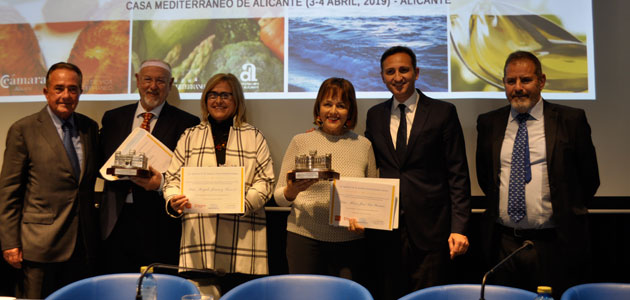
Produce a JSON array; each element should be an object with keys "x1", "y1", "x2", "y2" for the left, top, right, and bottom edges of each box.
[
  {"x1": 560, "y1": 283, "x2": 630, "y2": 300},
  {"x1": 45, "y1": 273, "x2": 200, "y2": 300},
  {"x1": 220, "y1": 274, "x2": 373, "y2": 300},
  {"x1": 398, "y1": 284, "x2": 537, "y2": 300}
]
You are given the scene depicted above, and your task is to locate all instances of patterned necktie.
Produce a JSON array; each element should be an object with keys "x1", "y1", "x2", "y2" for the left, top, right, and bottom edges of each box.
[
  {"x1": 396, "y1": 104, "x2": 407, "y2": 164},
  {"x1": 508, "y1": 113, "x2": 531, "y2": 223},
  {"x1": 62, "y1": 121, "x2": 81, "y2": 179},
  {"x1": 140, "y1": 112, "x2": 154, "y2": 132}
]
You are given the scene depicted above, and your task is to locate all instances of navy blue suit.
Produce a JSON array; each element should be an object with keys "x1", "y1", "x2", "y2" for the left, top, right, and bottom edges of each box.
[
  {"x1": 365, "y1": 89, "x2": 471, "y2": 299},
  {"x1": 476, "y1": 100, "x2": 599, "y2": 297}
]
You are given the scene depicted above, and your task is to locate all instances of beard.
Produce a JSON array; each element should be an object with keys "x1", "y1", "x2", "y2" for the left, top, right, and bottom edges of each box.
[{"x1": 508, "y1": 94, "x2": 539, "y2": 113}]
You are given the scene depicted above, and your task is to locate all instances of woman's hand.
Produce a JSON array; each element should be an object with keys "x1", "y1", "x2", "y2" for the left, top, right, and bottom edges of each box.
[
  {"x1": 284, "y1": 178, "x2": 318, "y2": 201},
  {"x1": 348, "y1": 218, "x2": 365, "y2": 234},
  {"x1": 169, "y1": 194, "x2": 191, "y2": 214}
]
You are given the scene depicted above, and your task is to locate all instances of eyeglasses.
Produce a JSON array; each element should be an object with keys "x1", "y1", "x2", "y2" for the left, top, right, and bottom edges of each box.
[{"x1": 207, "y1": 91, "x2": 233, "y2": 100}]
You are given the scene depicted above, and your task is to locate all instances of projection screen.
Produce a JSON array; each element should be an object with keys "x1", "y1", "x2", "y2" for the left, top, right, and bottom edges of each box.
[{"x1": 0, "y1": 0, "x2": 594, "y2": 101}]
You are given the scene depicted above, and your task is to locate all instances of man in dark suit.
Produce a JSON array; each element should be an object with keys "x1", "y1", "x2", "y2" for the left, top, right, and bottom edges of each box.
[
  {"x1": 100, "y1": 59, "x2": 199, "y2": 273},
  {"x1": 0, "y1": 62, "x2": 100, "y2": 298},
  {"x1": 365, "y1": 46, "x2": 471, "y2": 300},
  {"x1": 476, "y1": 51, "x2": 599, "y2": 299}
]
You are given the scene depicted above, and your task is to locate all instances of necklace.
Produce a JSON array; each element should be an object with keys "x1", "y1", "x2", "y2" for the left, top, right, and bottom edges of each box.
[
  {"x1": 214, "y1": 139, "x2": 226, "y2": 151},
  {"x1": 212, "y1": 131, "x2": 229, "y2": 151}
]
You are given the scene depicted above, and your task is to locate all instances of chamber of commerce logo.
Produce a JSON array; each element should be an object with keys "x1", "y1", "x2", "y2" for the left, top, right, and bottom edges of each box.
[
  {"x1": 1, "y1": 74, "x2": 11, "y2": 89},
  {"x1": 240, "y1": 63, "x2": 259, "y2": 91},
  {"x1": 1, "y1": 74, "x2": 46, "y2": 93}
]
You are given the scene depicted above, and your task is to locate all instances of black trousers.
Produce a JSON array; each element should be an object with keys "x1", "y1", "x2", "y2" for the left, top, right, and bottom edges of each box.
[
  {"x1": 490, "y1": 224, "x2": 590, "y2": 299},
  {"x1": 286, "y1": 232, "x2": 367, "y2": 285},
  {"x1": 366, "y1": 225, "x2": 450, "y2": 300},
  {"x1": 101, "y1": 202, "x2": 180, "y2": 274}
]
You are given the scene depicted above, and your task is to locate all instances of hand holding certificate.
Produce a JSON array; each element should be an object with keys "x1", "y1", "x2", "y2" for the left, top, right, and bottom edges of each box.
[
  {"x1": 100, "y1": 127, "x2": 174, "y2": 181},
  {"x1": 181, "y1": 167, "x2": 245, "y2": 214},
  {"x1": 329, "y1": 177, "x2": 399, "y2": 231}
]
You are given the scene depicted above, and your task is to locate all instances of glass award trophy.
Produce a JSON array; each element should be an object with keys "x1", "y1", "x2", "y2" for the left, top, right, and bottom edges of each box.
[
  {"x1": 106, "y1": 150, "x2": 151, "y2": 177},
  {"x1": 287, "y1": 150, "x2": 339, "y2": 181}
]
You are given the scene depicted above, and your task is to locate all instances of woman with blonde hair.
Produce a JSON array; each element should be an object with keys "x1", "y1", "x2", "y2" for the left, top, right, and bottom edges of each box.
[{"x1": 164, "y1": 73, "x2": 275, "y2": 297}]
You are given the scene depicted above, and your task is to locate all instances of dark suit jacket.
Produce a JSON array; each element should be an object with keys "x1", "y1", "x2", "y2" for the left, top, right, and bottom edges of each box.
[
  {"x1": 99, "y1": 102, "x2": 199, "y2": 262},
  {"x1": 365, "y1": 89, "x2": 471, "y2": 251},
  {"x1": 0, "y1": 107, "x2": 100, "y2": 263},
  {"x1": 476, "y1": 100, "x2": 599, "y2": 256}
]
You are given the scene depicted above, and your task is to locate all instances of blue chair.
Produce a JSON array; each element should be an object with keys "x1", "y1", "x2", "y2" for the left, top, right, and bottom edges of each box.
[
  {"x1": 220, "y1": 274, "x2": 373, "y2": 300},
  {"x1": 561, "y1": 283, "x2": 630, "y2": 300},
  {"x1": 398, "y1": 284, "x2": 537, "y2": 300},
  {"x1": 46, "y1": 273, "x2": 200, "y2": 300}
]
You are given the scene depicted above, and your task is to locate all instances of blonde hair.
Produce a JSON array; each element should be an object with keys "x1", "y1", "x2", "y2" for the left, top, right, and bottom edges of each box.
[{"x1": 200, "y1": 73, "x2": 247, "y2": 127}]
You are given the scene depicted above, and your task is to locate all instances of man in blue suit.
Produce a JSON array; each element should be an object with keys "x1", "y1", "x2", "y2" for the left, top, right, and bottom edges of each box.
[{"x1": 365, "y1": 46, "x2": 471, "y2": 300}]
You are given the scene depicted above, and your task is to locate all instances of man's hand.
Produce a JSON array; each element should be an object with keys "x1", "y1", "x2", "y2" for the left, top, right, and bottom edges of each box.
[
  {"x1": 3, "y1": 248, "x2": 23, "y2": 269},
  {"x1": 448, "y1": 233, "x2": 469, "y2": 259},
  {"x1": 130, "y1": 166, "x2": 162, "y2": 191}
]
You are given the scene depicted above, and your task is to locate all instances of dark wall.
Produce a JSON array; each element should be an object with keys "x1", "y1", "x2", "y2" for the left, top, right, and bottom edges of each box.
[{"x1": 266, "y1": 196, "x2": 630, "y2": 284}]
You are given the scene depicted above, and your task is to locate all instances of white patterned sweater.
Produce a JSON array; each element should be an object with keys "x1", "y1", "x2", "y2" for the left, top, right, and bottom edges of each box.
[
  {"x1": 274, "y1": 128, "x2": 378, "y2": 242},
  {"x1": 164, "y1": 121, "x2": 275, "y2": 274}
]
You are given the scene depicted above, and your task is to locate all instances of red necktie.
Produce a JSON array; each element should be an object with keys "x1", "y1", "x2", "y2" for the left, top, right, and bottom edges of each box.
[{"x1": 141, "y1": 112, "x2": 154, "y2": 132}]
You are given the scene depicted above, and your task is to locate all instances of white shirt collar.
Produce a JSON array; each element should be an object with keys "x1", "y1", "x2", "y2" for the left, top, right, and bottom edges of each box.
[
  {"x1": 46, "y1": 105, "x2": 75, "y2": 128},
  {"x1": 391, "y1": 90, "x2": 419, "y2": 113},
  {"x1": 135, "y1": 100, "x2": 166, "y2": 119}
]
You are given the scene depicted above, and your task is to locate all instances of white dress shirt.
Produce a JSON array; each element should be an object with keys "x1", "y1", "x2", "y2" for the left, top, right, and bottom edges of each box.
[
  {"x1": 47, "y1": 106, "x2": 84, "y2": 175},
  {"x1": 126, "y1": 101, "x2": 167, "y2": 202},
  {"x1": 389, "y1": 90, "x2": 419, "y2": 148},
  {"x1": 498, "y1": 98, "x2": 554, "y2": 229}
]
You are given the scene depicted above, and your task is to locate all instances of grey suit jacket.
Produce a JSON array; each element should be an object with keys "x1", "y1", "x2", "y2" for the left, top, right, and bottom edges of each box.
[{"x1": 0, "y1": 107, "x2": 100, "y2": 263}]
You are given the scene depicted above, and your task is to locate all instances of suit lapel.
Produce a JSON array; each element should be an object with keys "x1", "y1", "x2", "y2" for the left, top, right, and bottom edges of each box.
[
  {"x1": 151, "y1": 102, "x2": 172, "y2": 142},
  {"x1": 76, "y1": 114, "x2": 91, "y2": 183},
  {"x1": 491, "y1": 106, "x2": 511, "y2": 188},
  {"x1": 379, "y1": 98, "x2": 398, "y2": 164},
  {"x1": 122, "y1": 103, "x2": 136, "y2": 135},
  {"x1": 406, "y1": 90, "x2": 430, "y2": 163},
  {"x1": 543, "y1": 100, "x2": 558, "y2": 164},
  {"x1": 36, "y1": 108, "x2": 76, "y2": 182}
]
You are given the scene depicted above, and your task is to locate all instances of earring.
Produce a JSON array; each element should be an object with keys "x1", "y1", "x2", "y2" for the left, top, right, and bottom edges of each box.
[{"x1": 316, "y1": 116, "x2": 323, "y2": 126}]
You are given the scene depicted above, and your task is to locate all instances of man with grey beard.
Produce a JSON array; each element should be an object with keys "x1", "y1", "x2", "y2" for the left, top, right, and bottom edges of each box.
[
  {"x1": 476, "y1": 50, "x2": 599, "y2": 299},
  {"x1": 99, "y1": 59, "x2": 199, "y2": 274}
]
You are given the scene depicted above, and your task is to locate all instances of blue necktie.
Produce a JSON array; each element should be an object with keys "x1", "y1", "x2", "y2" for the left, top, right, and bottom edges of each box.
[
  {"x1": 396, "y1": 104, "x2": 407, "y2": 164},
  {"x1": 62, "y1": 121, "x2": 81, "y2": 179},
  {"x1": 508, "y1": 113, "x2": 531, "y2": 223}
]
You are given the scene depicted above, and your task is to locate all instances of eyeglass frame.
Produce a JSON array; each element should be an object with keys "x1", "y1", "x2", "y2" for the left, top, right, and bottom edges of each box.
[{"x1": 206, "y1": 91, "x2": 233, "y2": 101}]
